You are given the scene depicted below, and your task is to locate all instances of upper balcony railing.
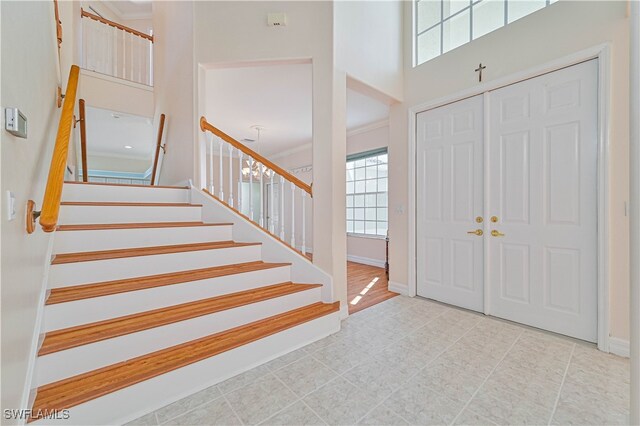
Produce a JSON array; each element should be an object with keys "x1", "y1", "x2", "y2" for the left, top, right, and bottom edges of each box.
[{"x1": 80, "y1": 8, "x2": 153, "y2": 86}]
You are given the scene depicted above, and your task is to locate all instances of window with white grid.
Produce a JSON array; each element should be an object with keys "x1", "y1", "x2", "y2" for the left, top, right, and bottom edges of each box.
[
  {"x1": 346, "y1": 148, "x2": 388, "y2": 238},
  {"x1": 415, "y1": 0, "x2": 559, "y2": 67}
]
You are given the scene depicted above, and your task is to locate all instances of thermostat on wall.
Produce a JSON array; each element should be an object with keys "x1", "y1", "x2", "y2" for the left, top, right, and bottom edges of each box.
[
  {"x1": 5, "y1": 107, "x2": 27, "y2": 138},
  {"x1": 268, "y1": 13, "x2": 287, "y2": 27}
]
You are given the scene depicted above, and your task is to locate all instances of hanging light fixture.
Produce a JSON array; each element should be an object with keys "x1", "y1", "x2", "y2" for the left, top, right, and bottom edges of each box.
[{"x1": 241, "y1": 125, "x2": 273, "y2": 179}]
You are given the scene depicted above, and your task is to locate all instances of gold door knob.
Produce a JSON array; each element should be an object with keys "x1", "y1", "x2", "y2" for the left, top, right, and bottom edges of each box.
[
  {"x1": 491, "y1": 230, "x2": 505, "y2": 237},
  {"x1": 467, "y1": 229, "x2": 483, "y2": 236}
]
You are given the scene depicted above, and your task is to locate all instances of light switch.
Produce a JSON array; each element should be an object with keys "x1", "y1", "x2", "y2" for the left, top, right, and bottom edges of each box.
[
  {"x1": 6, "y1": 191, "x2": 16, "y2": 221},
  {"x1": 395, "y1": 205, "x2": 405, "y2": 214}
]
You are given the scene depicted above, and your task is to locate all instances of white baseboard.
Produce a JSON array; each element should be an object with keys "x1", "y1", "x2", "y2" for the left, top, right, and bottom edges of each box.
[
  {"x1": 388, "y1": 280, "x2": 409, "y2": 296},
  {"x1": 609, "y1": 337, "x2": 630, "y2": 358},
  {"x1": 346, "y1": 254, "x2": 385, "y2": 268}
]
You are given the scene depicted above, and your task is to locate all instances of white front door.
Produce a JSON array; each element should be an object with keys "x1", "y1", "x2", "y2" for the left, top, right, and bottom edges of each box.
[
  {"x1": 416, "y1": 95, "x2": 485, "y2": 312},
  {"x1": 487, "y1": 59, "x2": 598, "y2": 342}
]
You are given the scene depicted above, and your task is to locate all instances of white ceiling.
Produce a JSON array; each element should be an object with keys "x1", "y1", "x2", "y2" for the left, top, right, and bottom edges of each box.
[
  {"x1": 101, "y1": 0, "x2": 152, "y2": 20},
  {"x1": 206, "y1": 63, "x2": 390, "y2": 156},
  {"x1": 84, "y1": 106, "x2": 154, "y2": 161}
]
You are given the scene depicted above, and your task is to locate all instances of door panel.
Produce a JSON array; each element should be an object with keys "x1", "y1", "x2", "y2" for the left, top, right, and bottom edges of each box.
[
  {"x1": 417, "y1": 95, "x2": 484, "y2": 312},
  {"x1": 487, "y1": 59, "x2": 598, "y2": 342}
]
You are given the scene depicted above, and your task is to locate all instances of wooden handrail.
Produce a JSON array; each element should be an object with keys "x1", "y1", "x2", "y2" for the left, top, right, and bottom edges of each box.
[
  {"x1": 39, "y1": 65, "x2": 80, "y2": 233},
  {"x1": 78, "y1": 99, "x2": 88, "y2": 182},
  {"x1": 81, "y1": 8, "x2": 154, "y2": 42},
  {"x1": 53, "y1": 0, "x2": 62, "y2": 48},
  {"x1": 200, "y1": 117, "x2": 312, "y2": 196},
  {"x1": 150, "y1": 114, "x2": 166, "y2": 185}
]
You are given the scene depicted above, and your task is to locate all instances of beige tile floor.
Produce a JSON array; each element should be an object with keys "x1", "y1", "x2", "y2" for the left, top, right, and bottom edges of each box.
[{"x1": 127, "y1": 296, "x2": 630, "y2": 426}]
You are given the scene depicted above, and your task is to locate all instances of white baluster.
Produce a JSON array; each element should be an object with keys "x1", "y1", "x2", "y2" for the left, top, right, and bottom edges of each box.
[
  {"x1": 301, "y1": 191, "x2": 306, "y2": 255},
  {"x1": 113, "y1": 28, "x2": 118, "y2": 77},
  {"x1": 208, "y1": 134, "x2": 214, "y2": 194},
  {"x1": 218, "y1": 138, "x2": 224, "y2": 201},
  {"x1": 129, "y1": 32, "x2": 133, "y2": 81},
  {"x1": 121, "y1": 29, "x2": 126, "y2": 78},
  {"x1": 259, "y1": 164, "x2": 264, "y2": 227},
  {"x1": 249, "y1": 158, "x2": 254, "y2": 221},
  {"x1": 280, "y1": 175, "x2": 285, "y2": 240},
  {"x1": 290, "y1": 182, "x2": 296, "y2": 248},
  {"x1": 228, "y1": 144, "x2": 234, "y2": 208},
  {"x1": 269, "y1": 172, "x2": 274, "y2": 233},
  {"x1": 238, "y1": 152, "x2": 243, "y2": 214}
]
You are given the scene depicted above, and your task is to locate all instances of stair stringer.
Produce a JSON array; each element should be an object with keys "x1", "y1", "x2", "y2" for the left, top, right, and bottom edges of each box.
[{"x1": 190, "y1": 187, "x2": 336, "y2": 304}]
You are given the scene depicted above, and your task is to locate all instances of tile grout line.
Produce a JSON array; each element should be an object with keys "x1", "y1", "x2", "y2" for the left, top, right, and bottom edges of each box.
[
  {"x1": 352, "y1": 313, "x2": 489, "y2": 425},
  {"x1": 154, "y1": 388, "x2": 225, "y2": 425},
  {"x1": 221, "y1": 392, "x2": 246, "y2": 426},
  {"x1": 266, "y1": 371, "x2": 330, "y2": 426},
  {"x1": 303, "y1": 305, "x2": 454, "y2": 424},
  {"x1": 448, "y1": 328, "x2": 526, "y2": 425},
  {"x1": 547, "y1": 342, "x2": 576, "y2": 425}
]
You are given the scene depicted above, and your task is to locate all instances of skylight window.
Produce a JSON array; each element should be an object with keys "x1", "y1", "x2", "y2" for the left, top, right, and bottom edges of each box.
[{"x1": 415, "y1": 0, "x2": 558, "y2": 66}]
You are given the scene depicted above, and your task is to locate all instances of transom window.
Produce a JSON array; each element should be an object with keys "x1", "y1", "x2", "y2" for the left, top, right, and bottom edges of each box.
[
  {"x1": 415, "y1": 0, "x2": 558, "y2": 66},
  {"x1": 346, "y1": 148, "x2": 388, "y2": 238}
]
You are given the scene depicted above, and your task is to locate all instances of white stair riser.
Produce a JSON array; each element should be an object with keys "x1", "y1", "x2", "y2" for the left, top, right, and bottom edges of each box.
[
  {"x1": 53, "y1": 225, "x2": 233, "y2": 252},
  {"x1": 62, "y1": 185, "x2": 189, "y2": 203},
  {"x1": 59, "y1": 205, "x2": 202, "y2": 224},
  {"x1": 36, "y1": 287, "x2": 323, "y2": 386},
  {"x1": 33, "y1": 312, "x2": 339, "y2": 425},
  {"x1": 44, "y1": 266, "x2": 292, "y2": 331},
  {"x1": 48, "y1": 245, "x2": 263, "y2": 288}
]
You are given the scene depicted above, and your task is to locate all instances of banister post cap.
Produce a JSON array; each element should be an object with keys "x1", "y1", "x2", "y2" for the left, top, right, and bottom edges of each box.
[{"x1": 199, "y1": 116, "x2": 207, "y2": 131}]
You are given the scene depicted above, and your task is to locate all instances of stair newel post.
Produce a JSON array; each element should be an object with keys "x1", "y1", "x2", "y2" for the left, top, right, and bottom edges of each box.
[
  {"x1": 290, "y1": 182, "x2": 296, "y2": 249},
  {"x1": 259, "y1": 163, "x2": 264, "y2": 227},
  {"x1": 218, "y1": 137, "x2": 224, "y2": 202},
  {"x1": 249, "y1": 157, "x2": 254, "y2": 222},
  {"x1": 279, "y1": 175, "x2": 285, "y2": 240},
  {"x1": 269, "y1": 172, "x2": 275, "y2": 234},
  {"x1": 228, "y1": 144, "x2": 234, "y2": 208},
  {"x1": 208, "y1": 133, "x2": 214, "y2": 195},
  {"x1": 237, "y1": 151, "x2": 243, "y2": 214},
  {"x1": 301, "y1": 190, "x2": 306, "y2": 255}
]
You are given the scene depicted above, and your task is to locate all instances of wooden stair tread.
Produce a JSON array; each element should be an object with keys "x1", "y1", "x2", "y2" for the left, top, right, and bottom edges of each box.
[
  {"x1": 39, "y1": 282, "x2": 322, "y2": 355},
  {"x1": 32, "y1": 301, "x2": 339, "y2": 415},
  {"x1": 56, "y1": 222, "x2": 233, "y2": 231},
  {"x1": 51, "y1": 241, "x2": 260, "y2": 264},
  {"x1": 60, "y1": 202, "x2": 202, "y2": 207},
  {"x1": 64, "y1": 181, "x2": 188, "y2": 190},
  {"x1": 46, "y1": 261, "x2": 292, "y2": 305}
]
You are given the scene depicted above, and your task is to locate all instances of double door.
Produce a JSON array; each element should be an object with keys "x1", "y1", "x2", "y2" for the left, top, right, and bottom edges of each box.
[{"x1": 416, "y1": 60, "x2": 598, "y2": 342}]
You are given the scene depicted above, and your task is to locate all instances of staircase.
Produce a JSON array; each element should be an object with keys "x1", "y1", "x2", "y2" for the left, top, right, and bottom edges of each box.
[{"x1": 29, "y1": 181, "x2": 340, "y2": 425}]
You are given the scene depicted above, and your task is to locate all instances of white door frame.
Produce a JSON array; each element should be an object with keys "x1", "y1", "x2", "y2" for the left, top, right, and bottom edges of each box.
[{"x1": 407, "y1": 44, "x2": 611, "y2": 352}]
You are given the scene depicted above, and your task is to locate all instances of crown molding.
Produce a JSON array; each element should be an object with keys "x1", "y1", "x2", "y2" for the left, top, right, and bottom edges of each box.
[{"x1": 347, "y1": 119, "x2": 389, "y2": 138}]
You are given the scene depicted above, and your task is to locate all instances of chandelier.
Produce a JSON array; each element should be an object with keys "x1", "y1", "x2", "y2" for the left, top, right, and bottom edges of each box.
[{"x1": 240, "y1": 125, "x2": 274, "y2": 179}]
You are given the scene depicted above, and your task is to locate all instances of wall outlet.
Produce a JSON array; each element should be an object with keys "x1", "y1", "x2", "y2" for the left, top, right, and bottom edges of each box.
[{"x1": 6, "y1": 191, "x2": 16, "y2": 221}]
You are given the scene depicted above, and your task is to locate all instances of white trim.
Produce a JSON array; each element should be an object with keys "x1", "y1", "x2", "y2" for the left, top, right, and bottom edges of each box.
[
  {"x1": 609, "y1": 337, "x2": 630, "y2": 358},
  {"x1": 347, "y1": 119, "x2": 389, "y2": 138},
  {"x1": 388, "y1": 280, "x2": 409, "y2": 296},
  {"x1": 79, "y1": 69, "x2": 154, "y2": 91},
  {"x1": 22, "y1": 235, "x2": 55, "y2": 414},
  {"x1": 269, "y1": 143, "x2": 313, "y2": 161},
  {"x1": 407, "y1": 43, "x2": 612, "y2": 351},
  {"x1": 346, "y1": 254, "x2": 385, "y2": 269}
]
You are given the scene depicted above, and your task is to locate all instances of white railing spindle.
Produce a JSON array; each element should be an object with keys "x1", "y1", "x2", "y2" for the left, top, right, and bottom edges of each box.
[
  {"x1": 208, "y1": 134, "x2": 214, "y2": 194},
  {"x1": 228, "y1": 144, "x2": 234, "y2": 208},
  {"x1": 238, "y1": 152, "x2": 243, "y2": 213},
  {"x1": 301, "y1": 191, "x2": 306, "y2": 255},
  {"x1": 218, "y1": 138, "x2": 224, "y2": 201},
  {"x1": 290, "y1": 182, "x2": 296, "y2": 248},
  {"x1": 269, "y1": 172, "x2": 274, "y2": 233},
  {"x1": 249, "y1": 157, "x2": 254, "y2": 221},
  {"x1": 280, "y1": 175, "x2": 285, "y2": 240},
  {"x1": 259, "y1": 164, "x2": 264, "y2": 227}
]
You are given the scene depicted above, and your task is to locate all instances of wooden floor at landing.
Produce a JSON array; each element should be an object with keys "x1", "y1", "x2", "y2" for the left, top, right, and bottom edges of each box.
[{"x1": 346, "y1": 261, "x2": 397, "y2": 314}]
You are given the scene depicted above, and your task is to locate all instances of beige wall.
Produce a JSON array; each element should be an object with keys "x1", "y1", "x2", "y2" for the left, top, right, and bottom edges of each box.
[
  {"x1": 1, "y1": 0, "x2": 61, "y2": 417},
  {"x1": 388, "y1": 0, "x2": 630, "y2": 340}
]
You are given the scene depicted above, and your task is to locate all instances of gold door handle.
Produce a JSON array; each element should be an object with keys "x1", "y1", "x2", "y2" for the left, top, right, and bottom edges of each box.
[
  {"x1": 491, "y1": 230, "x2": 505, "y2": 237},
  {"x1": 467, "y1": 229, "x2": 483, "y2": 236}
]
